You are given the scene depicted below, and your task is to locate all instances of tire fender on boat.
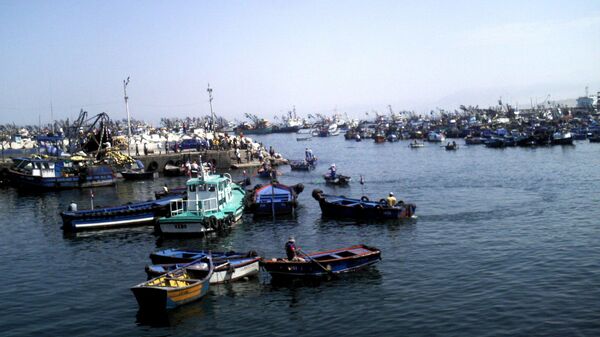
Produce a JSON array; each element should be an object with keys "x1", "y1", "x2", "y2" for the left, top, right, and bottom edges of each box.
[
  {"x1": 311, "y1": 189, "x2": 324, "y2": 201},
  {"x1": 360, "y1": 196, "x2": 369, "y2": 202}
]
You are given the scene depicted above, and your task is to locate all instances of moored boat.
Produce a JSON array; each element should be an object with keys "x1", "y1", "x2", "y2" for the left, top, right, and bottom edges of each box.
[
  {"x1": 60, "y1": 195, "x2": 182, "y2": 231},
  {"x1": 121, "y1": 170, "x2": 155, "y2": 180},
  {"x1": 427, "y1": 131, "x2": 446, "y2": 142},
  {"x1": 551, "y1": 130, "x2": 574, "y2": 145},
  {"x1": 464, "y1": 135, "x2": 484, "y2": 145},
  {"x1": 149, "y1": 248, "x2": 258, "y2": 264},
  {"x1": 8, "y1": 157, "x2": 116, "y2": 190},
  {"x1": 312, "y1": 189, "x2": 416, "y2": 219},
  {"x1": 260, "y1": 244, "x2": 381, "y2": 279},
  {"x1": 246, "y1": 182, "x2": 303, "y2": 216},
  {"x1": 157, "y1": 168, "x2": 246, "y2": 235},
  {"x1": 131, "y1": 255, "x2": 213, "y2": 310},
  {"x1": 146, "y1": 255, "x2": 261, "y2": 284},
  {"x1": 121, "y1": 159, "x2": 155, "y2": 180}
]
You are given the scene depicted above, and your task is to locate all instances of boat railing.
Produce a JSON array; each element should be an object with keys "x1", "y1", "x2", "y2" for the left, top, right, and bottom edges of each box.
[
  {"x1": 223, "y1": 173, "x2": 232, "y2": 183},
  {"x1": 170, "y1": 198, "x2": 186, "y2": 216}
]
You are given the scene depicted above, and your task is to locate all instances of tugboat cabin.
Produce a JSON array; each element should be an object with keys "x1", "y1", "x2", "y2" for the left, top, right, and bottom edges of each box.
[{"x1": 171, "y1": 172, "x2": 235, "y2": 216}]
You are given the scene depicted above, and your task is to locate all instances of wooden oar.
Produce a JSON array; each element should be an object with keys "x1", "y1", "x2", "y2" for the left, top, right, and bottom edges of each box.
[{"x1": 298, "y1": 249, "x2": 333, "y2": 275}]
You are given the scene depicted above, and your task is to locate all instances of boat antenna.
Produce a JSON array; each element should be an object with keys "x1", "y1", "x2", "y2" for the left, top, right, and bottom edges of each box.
[
  {"x1": 124, "y1": 76, "x2": 131, "y2": 155},
  {"x1": 207, "y1": 83, "x2": 215, "y2": 132}
]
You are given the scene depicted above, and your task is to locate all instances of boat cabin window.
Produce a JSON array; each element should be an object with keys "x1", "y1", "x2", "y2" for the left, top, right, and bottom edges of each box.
[
  {"x1": 189, "y1": 185, "x2": 196, "y2": 192},
  {"x1": 208, "y1": 184, "x2": 216, "y2": 192}
]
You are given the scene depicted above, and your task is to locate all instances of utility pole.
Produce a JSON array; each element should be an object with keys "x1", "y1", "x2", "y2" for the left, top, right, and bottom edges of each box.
[
  {"x1": 207, "y1": 83, "x2": 215, "y2": 132},
  {"x1": 124, "y1": 76, "x2": 131, "y2": 155}
]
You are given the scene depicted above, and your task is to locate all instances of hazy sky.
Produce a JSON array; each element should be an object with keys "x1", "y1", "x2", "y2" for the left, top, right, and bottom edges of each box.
[{"x1": 1, "y1": 0, "x2": 599, "y2": 125}]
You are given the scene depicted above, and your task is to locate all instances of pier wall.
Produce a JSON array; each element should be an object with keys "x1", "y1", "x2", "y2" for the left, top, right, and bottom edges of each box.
[{"x1": 132, "y1": 150, "x2": 236, "y2": 172}]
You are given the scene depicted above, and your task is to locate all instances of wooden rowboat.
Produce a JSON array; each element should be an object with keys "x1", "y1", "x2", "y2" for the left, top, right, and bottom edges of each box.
[
  {"x1": 260, "y1": 244, "x2": 381, "y2": 279},
  {"x1": 131, "y1": 256, "x2": 213, "y2": 310},
  {"x1": 146, "y1": 256, "x2": 261, "y2": 284},
  {"x1": 149, "y1": 248, "x2": 258, "y2": 264}
]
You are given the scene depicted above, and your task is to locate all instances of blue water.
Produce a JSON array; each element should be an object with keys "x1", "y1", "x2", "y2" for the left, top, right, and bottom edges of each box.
[{"x1": 1, "y1": 134, "x2": 600, "y2": 336}]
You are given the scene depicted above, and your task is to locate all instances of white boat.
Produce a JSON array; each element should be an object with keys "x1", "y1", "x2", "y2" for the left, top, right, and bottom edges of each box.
[
  {"x1": 427, "y1": 131, "x2": 445, "y2": 142},
  {"x1": 146, "y1": 256, "x2": 261, "y2": 284}
]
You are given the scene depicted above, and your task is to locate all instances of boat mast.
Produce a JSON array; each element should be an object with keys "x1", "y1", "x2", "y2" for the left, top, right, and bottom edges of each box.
[
  {"x1": 207, "y1": 83, "x2": 215, "y2": 132},
  {"x1": 124, "y1": 76, "x2": 131, "y2": 155}
]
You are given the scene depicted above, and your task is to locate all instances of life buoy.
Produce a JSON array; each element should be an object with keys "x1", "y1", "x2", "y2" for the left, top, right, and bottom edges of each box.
[
  {"x1": 379, "y1": 199, "x2": 387, "y2": 205},
  {"x1": 360, "y1": 196, "x2": 369, "y2": 202}
]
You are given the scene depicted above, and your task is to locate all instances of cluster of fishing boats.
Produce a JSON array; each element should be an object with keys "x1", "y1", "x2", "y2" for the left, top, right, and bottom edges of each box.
[
  {"x1": 131, "y1": 244, "x2": 382, "y2": 310},
  {"x1": 59, "y1": 157, "x2": 416, "y2": 232}
]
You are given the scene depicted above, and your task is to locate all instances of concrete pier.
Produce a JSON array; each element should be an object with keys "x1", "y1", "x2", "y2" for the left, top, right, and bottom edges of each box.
[{"x1": 0, "y1": 149, "x2": 287, "y2": 175}]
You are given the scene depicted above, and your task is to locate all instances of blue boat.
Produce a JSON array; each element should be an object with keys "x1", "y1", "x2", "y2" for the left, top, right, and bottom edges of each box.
[
  {"x1": 484, "y1": 137, "x2": 506, "y2": 148},
  {"x1": 8, "y1": 157, "x2": 115, "y2": 190},
  {"x1": 312, "y1": 189, "x2": 416, "y2": 219},
  {"x1": 260, "y1": 244, "x2": 381, "y2": 279},
  {"x1": 246, "y1": 183, "x2": 304, "y2": 216},
  {"x1": 60, "y1": 195, "x2": 182, "y2": 231},
  {"x1": 149, "y1": 248, "x2": 258, "y2": 264}
]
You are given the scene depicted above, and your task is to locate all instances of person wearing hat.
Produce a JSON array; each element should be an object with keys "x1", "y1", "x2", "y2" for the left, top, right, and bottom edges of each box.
[
  {"x1": 386, "y1": 192, "x2": 397, "y2": 207},
  {"x1": 285, "y1": 236, "x2": 300, "y2": 261},
  {"x1": 328, "y1": 163, "x2": 337, "y2": 179}
]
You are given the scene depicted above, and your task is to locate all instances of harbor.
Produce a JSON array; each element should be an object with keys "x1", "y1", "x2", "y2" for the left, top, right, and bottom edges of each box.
[
  {"x1": 2, "y1": 1, "x2": 600, "y2": 336},
  {"x1": 1, "y1": 132, "x2": 600, "y2": 335}
]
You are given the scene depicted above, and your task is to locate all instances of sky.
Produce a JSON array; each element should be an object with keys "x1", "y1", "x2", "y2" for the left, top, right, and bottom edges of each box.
[{"x1": 0, "y1": 0, "x2": 599, "y2": 125}]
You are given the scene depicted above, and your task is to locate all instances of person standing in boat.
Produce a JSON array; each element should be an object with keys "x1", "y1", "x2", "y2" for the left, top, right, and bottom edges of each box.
[
  {"x1": 68, "y1": 201, "x2": 78, "y2": 212},
  {"x1": 305, "y1": 147, "x2": 313, "y2": 162},
  {"x1": 285, "y1": 237, "x2": 304, "y2": 261},
  {"x1": 386, "y1": 192, "x2": 397, "y2": 207},
  {"x1": 328, "y1": 164, "x2": 337, "y2": 178}
]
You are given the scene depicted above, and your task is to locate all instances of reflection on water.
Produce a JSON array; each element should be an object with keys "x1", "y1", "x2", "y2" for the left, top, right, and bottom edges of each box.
[{"x1": 136, "y1": 300, "x2": 209, "y2": 328}]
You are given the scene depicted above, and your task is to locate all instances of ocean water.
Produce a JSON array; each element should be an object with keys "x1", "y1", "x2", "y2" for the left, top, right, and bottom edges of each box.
[{"x1": 1, "y1": 134, "x2": 600, "y2": 336}]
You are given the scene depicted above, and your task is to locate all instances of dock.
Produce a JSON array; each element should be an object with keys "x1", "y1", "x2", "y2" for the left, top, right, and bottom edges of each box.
[{"x1": 0, "y1": 149, "x2": 288, "y2": 176}]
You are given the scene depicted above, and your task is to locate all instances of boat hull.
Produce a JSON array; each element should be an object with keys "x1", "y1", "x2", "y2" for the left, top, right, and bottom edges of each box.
[
  {"x1": 131, "y1": 279, "x2": 209, "y2": 310},
  {"x1": 132, "y1": 258, "x2": 212, "y2": 310},
  {"x1": 60, "y1": 197, "x2": 179, "y2": 231},
  {"x1": 158, "y1": 209, "x2": 243, "y2": 235},
  {"x1": 8, "y1": 169, "x2": 115, "y2": 190},
  {"x1": 149, "y1": 249, "x2": 257, "y2": 264},
  {"x1": 312, "y1": 189, "x2": 416, "y2": 220},
  {"x1": 260, "y1": 244, "x2": 381, "y2": 279},
  {"x1": 323, "y1": 175, "x2": 351, "y2": 185},
  {"x1": 121, "y1": 171, "x2": 155, "y2": 180}
]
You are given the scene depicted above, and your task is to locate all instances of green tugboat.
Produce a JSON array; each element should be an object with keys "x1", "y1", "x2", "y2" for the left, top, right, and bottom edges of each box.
[{"x1": 158, "y1": 166, "x2": 246, "y2": 235}]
